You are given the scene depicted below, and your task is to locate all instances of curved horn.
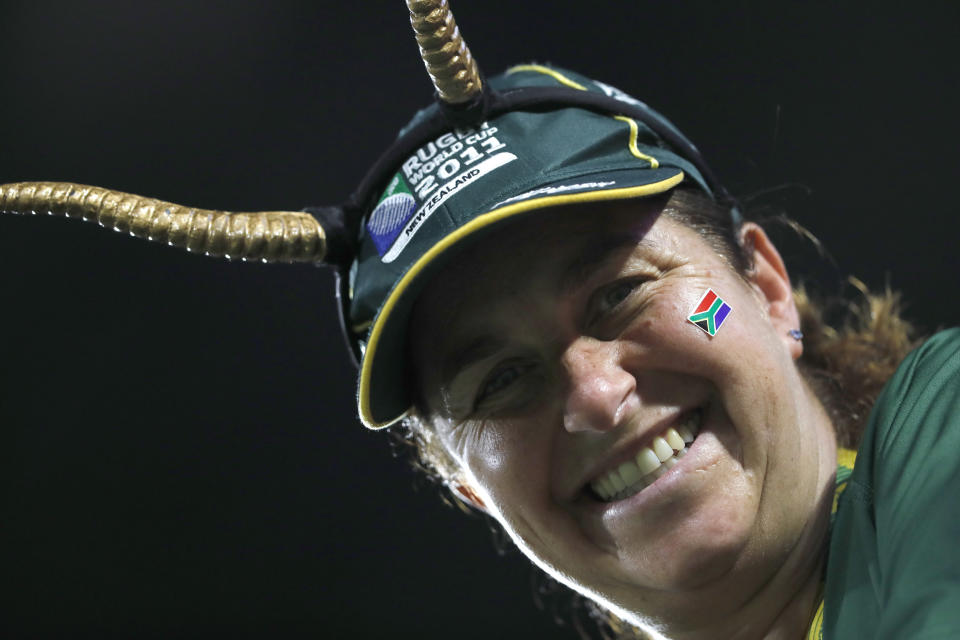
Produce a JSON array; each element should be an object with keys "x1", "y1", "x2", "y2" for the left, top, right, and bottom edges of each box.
[
  {"x1": 0, "y1": 182, "x2": 326, "y2": 264},
  {"x1": 406, "y1": 0, "x2": 482, "y2": 104}
]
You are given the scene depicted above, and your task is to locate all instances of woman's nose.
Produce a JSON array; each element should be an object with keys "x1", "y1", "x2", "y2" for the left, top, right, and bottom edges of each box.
[{"x1": 561, "y1": 338, "x2": 636, "y2": 433}]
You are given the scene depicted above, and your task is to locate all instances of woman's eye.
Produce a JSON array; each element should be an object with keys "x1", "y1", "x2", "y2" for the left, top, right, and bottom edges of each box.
[
  {"x1": 602, "y1": 282, "x2": 634, "y2": 310},
  {"x1": 476, "y1": 364, "x2": 527, "y2": 404},
  {"x1": 590, "y1": 279, "x2": 642, "y2": 322}
]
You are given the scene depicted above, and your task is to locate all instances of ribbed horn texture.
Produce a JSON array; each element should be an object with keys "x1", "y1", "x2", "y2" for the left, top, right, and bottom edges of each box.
[
  {"x1": 407, "y1": 0, "x2": 481, "y2": 104},
  {"x1": 0, "y1": 182, "x2": 327, "y2": 263}
]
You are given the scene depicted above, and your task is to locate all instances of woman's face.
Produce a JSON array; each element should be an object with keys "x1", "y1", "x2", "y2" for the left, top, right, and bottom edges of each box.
[{"x1": 409, "y1": 198, "x2": 836, "y2": 633}]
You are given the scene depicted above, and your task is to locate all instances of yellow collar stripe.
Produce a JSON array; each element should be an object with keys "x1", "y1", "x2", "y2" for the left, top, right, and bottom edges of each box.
[{"x1": 806, "y1": 447, "x2": 857, "y2": 640}]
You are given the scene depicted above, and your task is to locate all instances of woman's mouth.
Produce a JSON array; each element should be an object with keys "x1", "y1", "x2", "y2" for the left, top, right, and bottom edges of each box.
[{"x1": 589, "y1": 409, "x2": 703, "y2": 502}]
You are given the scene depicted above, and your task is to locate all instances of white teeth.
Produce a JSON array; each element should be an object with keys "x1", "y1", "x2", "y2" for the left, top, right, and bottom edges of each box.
[
  {"x1": 649, "y1": 464, "x2": 669, "y2": 483},
  {"x1": 608, "y1": 471, "x2": 626, "y2": 492},
  {"x1": 636, "y1": 448, "x2": 661, "y2": 475},
  {"x1": 589, "y1": 409, "x2": 703, "y2": 502},
  {"x1": 618, "y1": 461, "x2": 642, "y2": 486},
  {"x1": 665, "y1": 428, "x2": 685, "y2": 451},
  {"x1": 652, "y1": 437, "x2": 674, "y2": 462},
  {"x1": 599, "y1": 476, "x2": 615, "y2": 497},
  {"x1": 593, "y1": 477, "x2": 608, "y2": 497}
]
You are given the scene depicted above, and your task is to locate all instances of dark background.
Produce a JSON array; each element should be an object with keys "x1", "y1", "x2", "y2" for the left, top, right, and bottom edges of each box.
[{"x1": 1, "y1": 2, "x2": 957, "y2": 638}]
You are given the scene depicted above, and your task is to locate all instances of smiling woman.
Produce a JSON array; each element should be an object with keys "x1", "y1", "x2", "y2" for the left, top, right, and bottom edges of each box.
[
  {"x1": 3, "y1": 1, "x2": 960, "y2": 639},
  {"x1": 399, "y1": 186, "x2": 934, "y2": 639}
]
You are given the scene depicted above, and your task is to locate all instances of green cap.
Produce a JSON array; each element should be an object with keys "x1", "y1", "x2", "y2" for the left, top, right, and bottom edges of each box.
[{"x1": 352, "y1": 64, "x2": 715, "y2": 428}]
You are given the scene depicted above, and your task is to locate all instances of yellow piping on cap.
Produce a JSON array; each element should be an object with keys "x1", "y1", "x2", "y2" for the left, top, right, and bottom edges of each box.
[
  {"x1": 613, "y1": 116, "x2": 660, "y2": 169},
  {"x1": 507, "y1": 69, "x2": 660, "y2": 169},
  {"x1": 506, "y1": 64, "x2": 588, "y2": 91},
  {"x1": 503, "y1": 69, "x2": 660, "y2": 170},
  {"x1": 357, "y1": 172, "x2": 685, "y2": 429}
]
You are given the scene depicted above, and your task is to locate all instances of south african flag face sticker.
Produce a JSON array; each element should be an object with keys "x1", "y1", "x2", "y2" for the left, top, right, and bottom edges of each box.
[{"x1": 687, "y1": 289, "x2": 732, "y2": 336}]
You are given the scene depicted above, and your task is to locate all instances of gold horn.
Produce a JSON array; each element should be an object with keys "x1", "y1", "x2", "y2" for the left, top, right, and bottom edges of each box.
[
  {"x1": 406, "y1": 0, "x2": 482, "y2": 104},
  {"x1": 0, "y1": 182, "x2": 326, "y2": 264}
]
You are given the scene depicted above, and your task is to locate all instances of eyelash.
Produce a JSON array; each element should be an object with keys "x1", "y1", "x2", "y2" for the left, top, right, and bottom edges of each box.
[
  {"x1": 476, "y1": 362, "x2": 530, "y2": 405},
  {"x1": 470, "y1": 279, "x2": 647, "y2": 408},
  {"x1": 588, "y1": 278, "x2": 646, "y2": 327}
]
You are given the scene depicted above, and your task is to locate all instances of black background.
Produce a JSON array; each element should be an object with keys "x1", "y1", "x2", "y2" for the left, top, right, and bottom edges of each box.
[{"x1": 1, "y1": 2, "x2": 958, "y2": 638}]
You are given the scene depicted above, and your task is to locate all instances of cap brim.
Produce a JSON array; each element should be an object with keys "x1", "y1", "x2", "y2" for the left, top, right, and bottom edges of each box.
[{"x1": 358, "y1": 168, "x2": 684, "y2": 428}]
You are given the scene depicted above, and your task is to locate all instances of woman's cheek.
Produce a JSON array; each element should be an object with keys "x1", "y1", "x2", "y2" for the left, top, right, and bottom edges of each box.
[{"x1": 465, "y1": 414, "x2": 542, "y2": 482}]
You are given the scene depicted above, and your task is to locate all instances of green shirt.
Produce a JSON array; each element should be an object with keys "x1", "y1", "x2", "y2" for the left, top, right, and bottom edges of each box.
[{"x1": 823, "y1": 329, "x2": 960, "y2": 639}]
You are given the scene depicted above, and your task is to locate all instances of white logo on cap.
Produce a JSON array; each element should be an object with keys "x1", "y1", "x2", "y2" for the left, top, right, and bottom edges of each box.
[
  {"x1": 369, "y1": 193, "x2": 415, "y2": 236},
  {"x1": 491, "y1": 181, "x2": 617, "y2": 210},
  {"x1": 382, "y1": 152, "x2": 517, "y2": 263},
  {"x1": 594, "y1": 80, "x2": 649, "y2": 109}
]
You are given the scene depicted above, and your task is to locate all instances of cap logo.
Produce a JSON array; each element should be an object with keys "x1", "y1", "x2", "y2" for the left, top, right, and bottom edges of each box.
[
  {"x1": 367, "y1": 175, "x2": 417, "y2": 256},
  {"x1": 382, "y1": 151, "x2": 515, "y2": 262},
  {"x1": 372, "y1": 123, "x2": 517, "y2": 263},
  {"x1": 594, "y1": 80, "x2": 649, "y2": 109},
  {"x1": 491, "y1": 180, "x2": 616, "y2": 210}
]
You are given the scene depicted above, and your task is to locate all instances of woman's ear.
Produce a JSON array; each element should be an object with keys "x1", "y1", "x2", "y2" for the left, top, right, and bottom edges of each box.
[
  {"x1": 452, "y1": 482, "x2": 488, "y2": 513},
  {"x1": 739, "y1": 222, "x2": 803, "y2": 360}
]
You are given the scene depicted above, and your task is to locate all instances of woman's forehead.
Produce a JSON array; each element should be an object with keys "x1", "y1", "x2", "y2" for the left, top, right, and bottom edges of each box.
[
  {"x1": 433, "y1": 198, "x2": 665, "y2": 293},
  {"x1": 411, "y1": 199, "x2": 671, "y2": 343}
]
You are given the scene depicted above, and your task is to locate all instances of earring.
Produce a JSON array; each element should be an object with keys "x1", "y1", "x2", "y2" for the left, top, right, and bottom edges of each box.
[{"x1": 788, "y1": 329, "x2": 804, "y2": 341}]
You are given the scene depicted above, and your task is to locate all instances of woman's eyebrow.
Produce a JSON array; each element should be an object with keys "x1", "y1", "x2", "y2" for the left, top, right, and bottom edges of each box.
[
  {"x1": 558, "y1": 232, "x2": 645, "y2": 295},
  {"x1": 438, "y1": 230, "x2": 653, "y2": 386}
]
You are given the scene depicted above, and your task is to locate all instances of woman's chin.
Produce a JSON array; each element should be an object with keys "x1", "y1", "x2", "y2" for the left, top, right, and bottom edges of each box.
[
  {"x1": 594, "y1": 449, "x2": 759, "y2": 594},
  {"x1": 617, "y1": 528, "x2": 749, "y2": 593}
]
